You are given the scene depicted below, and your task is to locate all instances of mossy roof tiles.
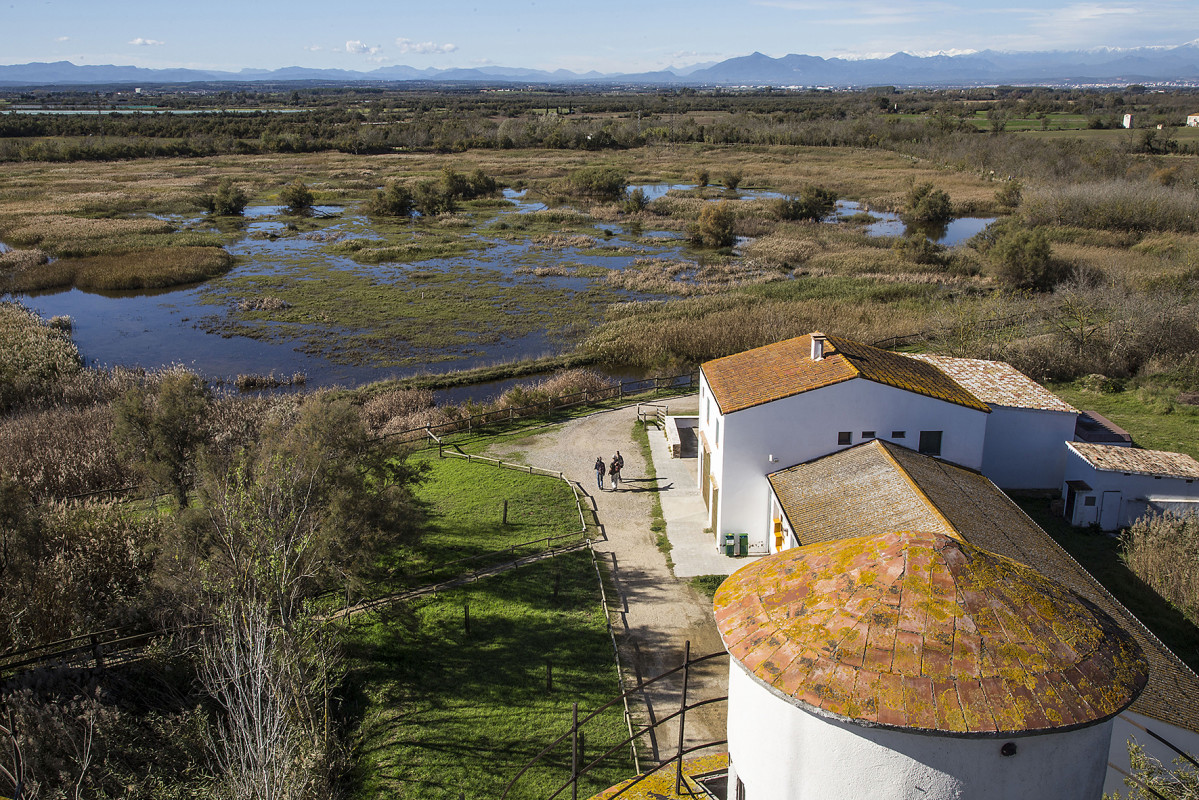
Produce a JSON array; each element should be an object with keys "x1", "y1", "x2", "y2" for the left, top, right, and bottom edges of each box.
[
  {"x1": 766, "y1": 439, "x2": 1199, "y2": 736},
  {"x1": 908, "y1": 353, "x2": 1078, "y2": 413},
  {"x1": 701, "y1": 333, "x2": 991, "y2": 415},
  {"x1": 1068, "y1": 441, "x2": 1199, "y2": 479},
  {"x1": 714, "y1": 530, "x2": 1148, "y2": 735}
]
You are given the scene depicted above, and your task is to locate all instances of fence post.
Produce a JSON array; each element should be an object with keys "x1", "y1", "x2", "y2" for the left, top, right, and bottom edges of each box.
[
  {"x1": 675, "y1": 640, "x2": 691, "y2": 795},
  {"x1": 90, "y1": 634, "x2": 104, "y2": 670},
  {"x1": 571, "y1": 702, "x2": 580, "y2": 800}
]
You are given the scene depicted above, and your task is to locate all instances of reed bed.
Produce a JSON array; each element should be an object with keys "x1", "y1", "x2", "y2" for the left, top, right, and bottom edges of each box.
[
  {"x1": 1022, "y1": 180, "x2": 1199, "y2": 233},
  {"x1": 605, "y1": 257, "x2": 785, "y2": 296},
  {"x1": 0, "y1": 302, "x2": 83, "y2": 411},
  {"x1": 1122, "y1": 513, "x2": 1199, "y2": 624},
  {"x1": 0, "y1": 403, "x2": 123, "y2": 498},
  {"x1": 0, "y1": 214, "x2": 174, "y2": 249},
  {"x1": 3, "y1": 247, "x2": 234, "y2": 292}
]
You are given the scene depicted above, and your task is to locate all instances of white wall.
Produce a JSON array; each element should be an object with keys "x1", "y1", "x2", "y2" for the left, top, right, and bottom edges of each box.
[
  {"x1": 710, "y1": 377, "x2": 987, "y2": 543},
  {"x1": 982, "y1": 406, "x2": 1076, "y2": 490},
  {"x1": 1105, "y1": 712, "x2": 1199, "y2": 797},
  {"x1": 1063, "y1": 447, "x2": 1199, "y2": 530},
  {"x1": 727, "y1": 662, "x2": 1115, "y2": 800}
]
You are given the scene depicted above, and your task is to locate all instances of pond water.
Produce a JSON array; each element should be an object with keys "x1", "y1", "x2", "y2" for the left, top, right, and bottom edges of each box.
[
  {"x1": 4, "y1": 186, "x2": 995, "y2": 400},
  {"x1": 834, "y1": 201, "x2": 995, "y2": 247}
]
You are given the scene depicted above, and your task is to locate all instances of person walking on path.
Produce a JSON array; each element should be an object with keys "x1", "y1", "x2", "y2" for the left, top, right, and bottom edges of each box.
[
  {"x1": 614, "y1": 450, "x2": 625, "y2": 475},
  {"x1": 609, "y1": 456, "x2": 621, "y2": 490},
  {"x1": 594, "y1": 456, "x2": 606, "y2": 490}
]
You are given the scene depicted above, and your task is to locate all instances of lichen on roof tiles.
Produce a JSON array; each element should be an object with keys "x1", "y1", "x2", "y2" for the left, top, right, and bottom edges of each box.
[
  {"x1": 1068, "y1": 441, "x2": 1199, "y2": 479},
  {"x1": 713, "y1": 530, "x2": 1149, "y2": 736},
  {"x1": 701, "y1": 333, "x2": 990, "y2": 415},
  {"x1": 909, "y1": 353, "x2": 1077, "y2": 413}
]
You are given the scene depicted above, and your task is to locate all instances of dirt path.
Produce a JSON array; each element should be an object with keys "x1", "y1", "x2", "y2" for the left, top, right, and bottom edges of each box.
[{"x1": 487, "y1": 404, "x2": 727, "y2": 763}]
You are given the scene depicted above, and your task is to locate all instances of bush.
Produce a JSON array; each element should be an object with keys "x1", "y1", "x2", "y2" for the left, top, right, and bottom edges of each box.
[
  {"x1": 568, "y1": 167, "x2": 627, "y2": 200},
  {"x1": 366, "y1": 182, "x2": 415, "y2": 217},
  {"x1": 991, "y1": 228, "x2": 1063, "y2": 291},
  {"x1": 206, "y1": 178, "x2": 248, "y2": 216},
  {"x1": 694, "y1": 168, "x2": 710, "y2": 187},
  {"x1": 622, "y1": 187, "x2": 649, "y2": 214},
  {"x1": 904, "y1": 182, "x2": 953, "y2": 224},
  {"x1": 892, "y1": 235, "x2": 948, "y2": 266},
  {"x1": 721, "y1": 171, "x2": 743, "y2": 191},
  {"x1": 994, "y1": 179, "x2": 1022, "y2": 209},
  {"x1": 413, "y1": 180, "x2": 455, "y2": 216},
  {"x1": 1022, "y1": 180, "x2": 1199, "y2": 233},
  {"x1": 279, "y1": 179, "x2": 314, "y2": 212},
  {"x1": 688, "y1": 201, "x2": 737, "y2": 249},
  {"x1": 775, "y1": 186, "x2": 838, "y2": 222}
]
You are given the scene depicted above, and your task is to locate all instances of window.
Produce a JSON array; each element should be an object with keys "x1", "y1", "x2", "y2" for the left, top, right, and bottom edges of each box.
[
  {"x1": 1083, "y1": 496, "x2": 1097, "y2": 507},
  {"x1": 861, "y1": 430, "x2": 876, "y2": 440},
  {"x1": 918, "y1": 430, "x2": 942, "y2": 456},
  {"x1": 891, "y1": 430, "x2": 906, "y2": 439},
  {"x1": 714, "y1": 418, "x2": 721, "y2": 447},
  {"x1": 838, "y1": 431, "x2": 852, "y2": 446}
]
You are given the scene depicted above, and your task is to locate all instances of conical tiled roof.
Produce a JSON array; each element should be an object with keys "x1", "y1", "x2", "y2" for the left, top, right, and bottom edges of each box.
[{"x1": 714, "y1": 530, "x2": 1148, "y2": 736}]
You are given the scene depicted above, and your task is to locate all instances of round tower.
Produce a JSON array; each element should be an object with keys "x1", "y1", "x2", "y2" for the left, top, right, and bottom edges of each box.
[{"x1": 714, "y1": 530, "x2": 1148, "y2": 800}]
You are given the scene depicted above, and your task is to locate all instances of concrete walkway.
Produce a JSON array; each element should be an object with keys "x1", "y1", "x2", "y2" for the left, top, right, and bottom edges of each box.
[{"x1": 645, "y1": 397, "x2": 763, "y2": 578}]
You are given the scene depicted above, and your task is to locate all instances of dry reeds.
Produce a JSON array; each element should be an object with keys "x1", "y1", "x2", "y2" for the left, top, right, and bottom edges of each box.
[
  {"x1": 2, "y1": 247, "x2": 233, "y2": 293},
  {"x1": 1122, "y1": 512, "x2": 1199, "y2": 624},
  {"x1": 1023, "y1": 180, "x2": 1199, "y2": 233},
  {"x1": 0, "y1": 403, "x2": 123, "y2": 498}
]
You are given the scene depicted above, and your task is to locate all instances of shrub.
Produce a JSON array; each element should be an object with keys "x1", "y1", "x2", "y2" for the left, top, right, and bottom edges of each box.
[
  {"x1": 568, "y1": 167, "x2": 627, "y2": 200},
  {"x1": 991, "y1": 228, "x2": 1063, "y2": 291},
  {"x1": 622, "y1": 187, "x2": 650, "y2": 214},
  {"x1": 904, "y1": 182, "x2": 953, "y2": 224},
  {"x1": 694, "y1": 168, "x2": 710, "y2": 187},
  {"x1": 413, "y1": 180, "x2": 455, "y2": 216},
  {"x1": 1022, "y1": 180, "x2": 1199, "y2": 233},
  {"x1": 892, "y1": 235, "x2": 948, "y2": 266},
  {"x1": 688, "y1": 201, "x2": 737, "y2": 249},
  {"x1": 994, "y1": 179, "x2": 1022, "y2": 209},
  {"x1": 279, "y1": 179, "x2": 314, "y2": 212},
  {"x1": 775, "y1": 186, "x2": 838, "y2": 222},
  {"x1": 206, "y1": 178, "x2": 248, "y2": 216},
  {"x1": 366, "y1": 182, "x2": 415, "y2": 217}
]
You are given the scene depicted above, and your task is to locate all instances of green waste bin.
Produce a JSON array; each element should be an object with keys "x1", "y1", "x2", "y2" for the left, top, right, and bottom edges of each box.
[
  {"x1": 724, "y1": 533, "x2": 735, "y2": 557},
  {"x1": 738, "y1": 534, "x2": 749, "y2": 557}
]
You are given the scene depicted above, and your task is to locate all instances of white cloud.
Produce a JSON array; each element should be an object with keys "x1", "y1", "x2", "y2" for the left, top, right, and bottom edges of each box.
[
  {"x1": 305, "y1": 44, "x2": 323, "y2": 52},
  {"x1": 129, "y1": 37, "x2": 164, "y2": 46},
  {"x1": 346, "y1": 40, "x2": 381, "y2": 55},
  {"x1": 54, "y1": 36, "x2": 69, "y2": 43},
  {"x1": 395, "y1": 38, "x2": 458, "y2": 55}
]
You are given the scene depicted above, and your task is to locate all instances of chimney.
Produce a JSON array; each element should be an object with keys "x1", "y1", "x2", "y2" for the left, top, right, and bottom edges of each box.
[{"x1": 810, "y1": 332, "x2": 827, "y2": 361}]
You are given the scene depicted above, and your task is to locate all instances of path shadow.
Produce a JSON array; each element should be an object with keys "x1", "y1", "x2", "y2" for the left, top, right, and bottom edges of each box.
[{"x1": 611, "y1": 478, "x2": 673, "y2": 494}]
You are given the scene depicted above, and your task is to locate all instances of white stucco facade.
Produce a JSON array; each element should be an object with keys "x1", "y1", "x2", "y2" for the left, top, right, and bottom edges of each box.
[
  {"x1": 727, "y1": 663, "x2": 1116, "y2": 800},
  {"x1": 981, "y1": 405, "x2": 1076, "y2": 490},
  {"x1": 1063, "y1": 446, "x2": 1199, "y2": 530},
  {"x1": 699, "y1": 373, "x2": 987, "y2": 547}
]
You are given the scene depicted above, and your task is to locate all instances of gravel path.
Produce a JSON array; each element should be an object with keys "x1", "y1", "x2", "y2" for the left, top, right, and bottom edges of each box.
[{"x1": 487, "y1": 403, "x2": 727, "y2": 762}]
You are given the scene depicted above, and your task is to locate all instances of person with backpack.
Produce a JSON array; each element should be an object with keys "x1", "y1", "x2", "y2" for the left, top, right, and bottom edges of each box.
[
  {"x1": 594, "y1": 456, "x2": 606, "y2": 490},
  {"x1": 610, "y1": 456, "x2": 621, "y2": 490}
]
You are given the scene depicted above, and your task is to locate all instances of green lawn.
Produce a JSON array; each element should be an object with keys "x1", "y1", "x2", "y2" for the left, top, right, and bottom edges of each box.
[
  {"x1": 403, "y1": 453, "x2": 590, "y2": 581},
  {"x1": 343, "y1": 550, "x2": 632, "y2": 800},
  {"x1": 1049, "y1": 382, "x2": 1199, "y2": 460}
]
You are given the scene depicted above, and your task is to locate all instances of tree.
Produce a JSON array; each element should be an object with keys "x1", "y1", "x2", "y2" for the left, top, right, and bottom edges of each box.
[
  {"x1": 412, "y1": 180, "x2": 454, "y2": 216},
  {"x1": 995, "y1": 180, "x2": 1022, "y2": 209},
  {"x1": 721, "y1": 171, "x2": 743, "y2": 191},
  {"x1": 567, "y1": 167, "x2": 627, "y2": 200},
  {"x1": 688, "y1": 200, "x2": 737, "y2": 248},
  {"x1": 622, "y1": 187, "x2": 649, "y2": 213},
  {"x1": 278, "y1": 180, "x2": 314, "y2": 213},
  {"x1": 112, "y1": 372, "x2": 211, "y2": 507},
  {"x1": 204, "y1": 178, "x2": 249, "y2": 216},
  {"x1": 904, "y1": 182, "x2": 953, "y2": 224},
  {"x1": 775, "y1": 185, "x2": 838, "y2": 222},
  {"x1": 1109, "y1": 739, "x2": 1199, "y2": 799}
]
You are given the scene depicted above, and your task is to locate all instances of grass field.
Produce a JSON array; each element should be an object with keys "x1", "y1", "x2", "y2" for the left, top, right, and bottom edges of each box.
[
  {"x1": 345, "y1": 517, "x2": 629, "y2": 800},
  {"x1": 1049, "y1": 381, "x2": 1199, "y2": 461},
  {"x1": 343, "y1": 434, "x2": 629, "y2": 799}
]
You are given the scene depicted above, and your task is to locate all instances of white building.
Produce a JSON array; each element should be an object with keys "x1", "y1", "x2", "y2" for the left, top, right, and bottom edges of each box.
[
  {"x1": 909, "y1": 353, "x2": 1078, "y2": 490},
  {"x1": 698, "y1": 332, "x2": 1078, "y2": 551},
  {"x1": 714, "y1": 529, "x2": 1149, "y2": 800},
  {"x1": 1186, "y1": 114, "x2": 1199, "y2": 127},
  {"x1": 759, "y1": 439, "x2": 1199, "y2": 796},
  {"x1": 1063, "y1": 441, "x2": 1199, "y2": 530}
]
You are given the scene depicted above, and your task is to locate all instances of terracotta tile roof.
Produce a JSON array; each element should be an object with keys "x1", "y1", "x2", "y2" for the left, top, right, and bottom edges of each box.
[
  {"x1": 701, "y1": 333, "x2": 990, "y2": 415},
  {"x1": 714, "y1": 530, "x2": 1148, "y2": 735},
  {"x1": 768, "y1": 440, "x2": 1199, "y2": 736},
  {"x1": 908, "y1": 353, "x2": 1077, "y2": 413},
  {"x1": 1067, "y1": 442, "x2": 1199, "y2": 480}
]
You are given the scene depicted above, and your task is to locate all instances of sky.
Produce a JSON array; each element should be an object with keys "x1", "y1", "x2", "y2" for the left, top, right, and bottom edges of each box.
[{"x1": 5, "y1": 0, "x2": 1199, "y2": 74}]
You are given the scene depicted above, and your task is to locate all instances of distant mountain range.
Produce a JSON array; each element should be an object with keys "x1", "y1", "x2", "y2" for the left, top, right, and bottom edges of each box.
[{"x1": 3, "y1": 42, "x2": 1199, "y2": 88}]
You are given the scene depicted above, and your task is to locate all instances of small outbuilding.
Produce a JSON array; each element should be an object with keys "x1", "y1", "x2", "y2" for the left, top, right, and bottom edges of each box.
[
  {"x1": 1187, "y1": 114, "x2": 1199, "y2": 127},
  {"x1": 714, "y1": 530, "x2": 1149, "y2": 800},
  {"x1": 1063, "y1": 441, "x2": 1199, "y2": 530}
]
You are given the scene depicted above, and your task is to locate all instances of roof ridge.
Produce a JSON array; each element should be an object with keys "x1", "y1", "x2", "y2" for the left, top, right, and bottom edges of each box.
[{"x1": 875, "y1": 440, "x2": 962, "y2": 539}]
